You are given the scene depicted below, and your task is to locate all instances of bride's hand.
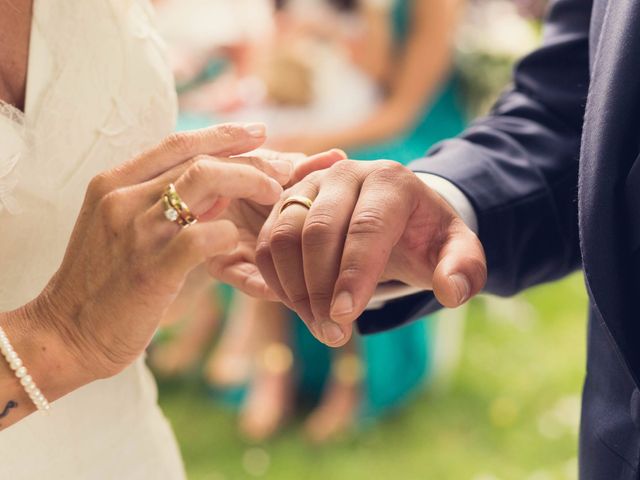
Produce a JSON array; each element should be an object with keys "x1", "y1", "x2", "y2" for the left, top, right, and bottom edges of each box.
[{"x1": 27, "y1": 124, "x2": 295, "y2": 383}]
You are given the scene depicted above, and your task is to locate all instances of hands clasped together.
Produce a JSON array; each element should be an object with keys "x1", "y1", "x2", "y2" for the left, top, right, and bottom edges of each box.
[{"x1": 14, "y1": 123, "x2": 486, "y2": 401}]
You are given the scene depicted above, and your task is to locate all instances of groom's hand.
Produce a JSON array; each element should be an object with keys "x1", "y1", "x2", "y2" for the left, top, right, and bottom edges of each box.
[
  {"x1": 255, "y1": 160, "x2": 487, "y2": 347},
  {"x1": 206, "y1": 148, "x2": 348, "y2": 299}
]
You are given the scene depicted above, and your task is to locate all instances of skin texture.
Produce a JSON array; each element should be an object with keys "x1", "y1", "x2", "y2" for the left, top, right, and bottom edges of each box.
[
  {"x1": 214, "y1": 159, "x2": 487, "y2": 347},
  {"x1": 0, "y1": 0, "x2": 32, "y2": 111}
]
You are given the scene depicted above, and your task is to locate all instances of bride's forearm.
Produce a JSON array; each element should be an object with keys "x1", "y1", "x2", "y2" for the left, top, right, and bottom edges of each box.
[{"x1": 0, "y1": 300, "x2": 86, "y2": 431}]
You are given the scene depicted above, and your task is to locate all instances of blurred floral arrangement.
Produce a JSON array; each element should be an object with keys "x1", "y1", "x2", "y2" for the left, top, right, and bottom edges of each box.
[{"x1": 456, "y1": 0, "x2": 546, "y2": 118}]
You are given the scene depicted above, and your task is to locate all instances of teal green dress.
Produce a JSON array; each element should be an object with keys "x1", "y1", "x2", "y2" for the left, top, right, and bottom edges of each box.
[
  {"x1": 290, "y1": 0, "x2": 467, "y2": 420},
  {"x1": 176, "y1": 0, "x2": 467, "y2": 419}
]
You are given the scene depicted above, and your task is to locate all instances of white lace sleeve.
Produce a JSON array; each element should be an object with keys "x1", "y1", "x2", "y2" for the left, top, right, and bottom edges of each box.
[{"x1": 0, "y1": 102, "x2": 26, "y2": 215}]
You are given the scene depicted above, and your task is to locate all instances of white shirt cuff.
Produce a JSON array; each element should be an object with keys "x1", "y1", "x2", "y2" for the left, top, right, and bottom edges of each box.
[
  {"x1": 415, "y1": 173, "x2": 478, "y2": 233},
  {"x1": 366, "y1": 172, "x2": 478, "y2": 310}
]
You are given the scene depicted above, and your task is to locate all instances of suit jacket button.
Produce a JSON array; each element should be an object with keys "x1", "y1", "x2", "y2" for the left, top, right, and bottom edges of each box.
[{"x1": 630, "y1": 389, "x2": 640, "y2": 429}]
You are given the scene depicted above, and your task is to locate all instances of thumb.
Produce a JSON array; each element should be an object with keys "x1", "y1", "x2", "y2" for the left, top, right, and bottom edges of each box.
[{"x1": 432, "y1": 220, "x2": 487, "y2": 308}]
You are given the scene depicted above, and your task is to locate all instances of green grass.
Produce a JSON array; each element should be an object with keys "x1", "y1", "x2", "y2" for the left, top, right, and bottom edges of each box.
[{"x1": 158, "y1": 273, "x2": 588, "y2": 480}]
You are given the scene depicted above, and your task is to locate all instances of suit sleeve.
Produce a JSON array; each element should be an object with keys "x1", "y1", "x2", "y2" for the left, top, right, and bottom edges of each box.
[{"x1": 358, "y1": 0, "x2": 592, "y2": 334}]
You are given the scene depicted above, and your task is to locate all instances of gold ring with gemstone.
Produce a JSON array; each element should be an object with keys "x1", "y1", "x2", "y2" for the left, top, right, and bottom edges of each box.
[
  {"x1": 162, "y1": 183, "x2": 198, "y2": 227},
  {"x1": 279, "y1": 195, "x2": 313, "y2": 215},
  {"x1": 162, "y1": 193, "x2": 180, "y2": 223}
]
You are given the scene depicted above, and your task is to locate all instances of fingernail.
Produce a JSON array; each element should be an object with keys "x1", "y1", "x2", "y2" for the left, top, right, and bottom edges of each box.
[
  {"x1": 321, "y1": 322, "x2": 345, "y2": 344},
  {"x1": 245, "y1": 123, "x2": 266, "y2": 138},
  {"x1": 331, "y1": 291, "x2": 354, "y2": 317},
  {"x1": 449, "y1": 273, "x2": 471, "y2": 305},
  {"x1": 271, "y1": 160, "x2": 292, "y2": 176}
]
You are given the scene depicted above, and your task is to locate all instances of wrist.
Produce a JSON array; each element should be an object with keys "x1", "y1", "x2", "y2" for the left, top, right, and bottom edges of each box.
[
  {"x1": 414, "y1": 173, "x2": 478, "y2": 234},
  {"x1": 1, "y1": 297, "x2": 93, "y2": 404},
  {"x1": 381, "y1": 176, "x2": 461, "y2": 289}
]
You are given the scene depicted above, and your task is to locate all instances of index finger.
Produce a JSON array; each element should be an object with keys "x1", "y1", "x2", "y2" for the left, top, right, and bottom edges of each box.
[{"x1": 107, "y1": 123, "x2": 268, "y2": 189}]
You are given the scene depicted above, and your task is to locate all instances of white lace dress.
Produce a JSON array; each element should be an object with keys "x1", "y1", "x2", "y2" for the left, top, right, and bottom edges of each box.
[{"x1": 0, "y1": 0, "x2": 186, "y2": 478}]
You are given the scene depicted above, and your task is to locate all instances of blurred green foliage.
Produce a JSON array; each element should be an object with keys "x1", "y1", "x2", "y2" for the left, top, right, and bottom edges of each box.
[{"x1": 158, "y1": 273, "x2": 587, "y2": 480}]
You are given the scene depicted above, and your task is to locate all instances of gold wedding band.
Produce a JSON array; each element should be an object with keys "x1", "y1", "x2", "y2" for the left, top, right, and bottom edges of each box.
[
  {"x1": 279, "y1": 195, "x2": 313, "y2": 214},
  {"x1": 162, "y1": 183, "x2": 198, "y2": 228}
]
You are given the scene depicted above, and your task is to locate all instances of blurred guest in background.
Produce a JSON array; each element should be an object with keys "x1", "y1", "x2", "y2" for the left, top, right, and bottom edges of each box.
[
  {"x1": 271, "y1": 0, "x2": 466, "y2": 162},
  {"x1": 150, "y1": 0, "x2": 466, "y2": 443}
]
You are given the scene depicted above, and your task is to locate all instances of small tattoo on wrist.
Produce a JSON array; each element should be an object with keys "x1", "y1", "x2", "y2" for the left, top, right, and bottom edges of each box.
[{"x1": 0, "y1": 400, "x2": 18, "y2": 418}]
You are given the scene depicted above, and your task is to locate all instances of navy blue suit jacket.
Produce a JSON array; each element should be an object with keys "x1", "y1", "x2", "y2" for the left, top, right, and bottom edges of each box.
[{"x1": 358, "y1": 1, "x2": 640, "y2": 477}]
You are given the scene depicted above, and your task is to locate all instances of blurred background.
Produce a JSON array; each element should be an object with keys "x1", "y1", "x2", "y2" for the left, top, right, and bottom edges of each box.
[{"x1": 148, "y1": 1, "x2": 587, "y2": 479}]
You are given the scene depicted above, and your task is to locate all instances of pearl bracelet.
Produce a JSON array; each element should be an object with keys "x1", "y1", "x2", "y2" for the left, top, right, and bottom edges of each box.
[{"x1": 0, "y1": 326, "x2": 50, "y2": 412}]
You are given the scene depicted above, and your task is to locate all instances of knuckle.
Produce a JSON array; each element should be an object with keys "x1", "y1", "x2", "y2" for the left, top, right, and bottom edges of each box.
[
  {"x1": 181, "y1": 155, "x2": 201, "y2": 170},
  {"x1": 330, "y1": 159, "x2": 358, "y2": 177},
  {"x1": 303, "y1": 170, "x2": 325, "y2": 185},
  {"x1": 98, "y1": 190, "x2": 127, "y2": 231},
  {"x1": 302, "y1": 214, "x2": 338, "y2": 247},
  {"x1": 348, "y1": 209, "x2": 388, "y2": 236},
  {"x1": 190, "y1": 154, "x2": 211, "y2": 165},
  {"x1": 327, "y1": 160, "x2": 363, "y2": 185},
  {"x1": 163, "y1": 132, "x2": 195, "y2": 155},
  {"x1": 288, "y1": 290, "x2": 310, "y2": 306},
  {"x1": 270, "y1": 223, "x2": 302, "y2": 250},
  {"x1": 375, "y1": 159, "x2": 404, "y2": 172},
  {"x1": 338, "y1": 263, "x2": 365, "y2": 285},
  {"x1": 331, "y1": 159, "x2": 354, "y2": 173},
  {"x1": 189, "y1": 157, "x2": 213, "y2": 178},
  {"x1": 308, "y1": 289, "x2": 333, "y2": 305},
  {"x1": 372, "y1": 160, "x2": 407, "y2": 180},
  {"x1": 213, "y1": 124, "x2": 238, "y2": 143},
  {"x1": 87, "y1": 173, "x2": 112, "y2": 200},
  {"x1": 255, "y1": 240, "x2": 273, "y2": 266}
]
